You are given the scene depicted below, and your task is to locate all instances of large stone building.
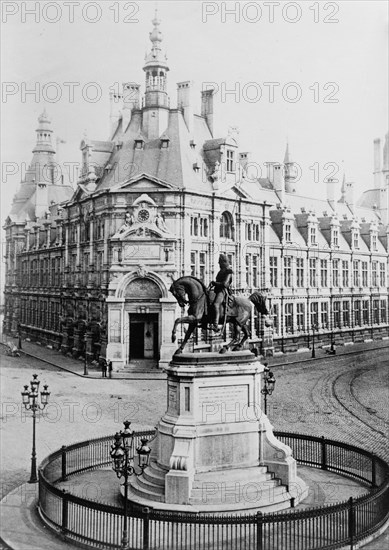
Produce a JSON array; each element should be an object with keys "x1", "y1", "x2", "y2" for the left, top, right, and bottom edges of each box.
[{"x1": 3, "y1": 14, "x2": 389, "y2": 368}]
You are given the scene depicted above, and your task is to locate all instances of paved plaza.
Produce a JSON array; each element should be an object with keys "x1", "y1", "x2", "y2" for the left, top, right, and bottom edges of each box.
[{"x1": 0, "y1": 340, "x2": 388, "y2": 549}]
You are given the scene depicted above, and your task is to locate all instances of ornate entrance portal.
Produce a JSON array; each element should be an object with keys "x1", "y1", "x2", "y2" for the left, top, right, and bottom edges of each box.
[{"x1": 106, "y1": 269, "x2": 177, "y2": 370}]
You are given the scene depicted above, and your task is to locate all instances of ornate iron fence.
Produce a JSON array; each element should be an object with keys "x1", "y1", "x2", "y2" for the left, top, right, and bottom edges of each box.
[{"x1": 38, "y1": 431, "x2": 389, "y2": 550}]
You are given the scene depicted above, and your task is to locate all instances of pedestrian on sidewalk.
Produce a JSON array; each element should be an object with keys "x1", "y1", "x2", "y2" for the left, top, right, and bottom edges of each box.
[
  {"x1": 101, "y1": 360, "x2": 107, "y2": 378},
  {"x1": 17, "y1": 322, "x2": 22, "y2": 350},
  {"x1": 108, "y1": 360, "x2": 113, "y2": 379}
]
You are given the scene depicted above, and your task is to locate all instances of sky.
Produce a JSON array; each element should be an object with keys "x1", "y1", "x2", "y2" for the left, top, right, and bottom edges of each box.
[{"x1": 1, "y1": 0, "x2": 388, "y2": 234}]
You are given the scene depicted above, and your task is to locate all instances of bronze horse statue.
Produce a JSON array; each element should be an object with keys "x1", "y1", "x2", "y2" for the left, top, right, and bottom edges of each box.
[{"x1": 169, "y1": 276, "x2": 271, "y2": 354}]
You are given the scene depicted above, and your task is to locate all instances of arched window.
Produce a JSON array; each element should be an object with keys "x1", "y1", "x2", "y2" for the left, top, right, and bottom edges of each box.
[{"x1": 220, "y1": 211, "x2": 234, "y2": 239}]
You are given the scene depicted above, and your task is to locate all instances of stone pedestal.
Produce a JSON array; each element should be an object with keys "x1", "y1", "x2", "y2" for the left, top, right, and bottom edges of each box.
[{"x1": 128, "y1": 351, "x2": 307, "y2": 513}]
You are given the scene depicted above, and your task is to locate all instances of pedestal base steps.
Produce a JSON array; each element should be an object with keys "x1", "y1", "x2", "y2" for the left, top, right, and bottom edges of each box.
[{"x1": 127, "y1": 351, "x2": 308, "y2": 513}]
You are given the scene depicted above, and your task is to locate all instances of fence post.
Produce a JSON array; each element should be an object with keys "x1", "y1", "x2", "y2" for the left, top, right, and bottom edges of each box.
[
  {"x1": 143, "y1": 506, "x2": 150, "y2": 550},
  {"x1": 61, "y1": 445, "x2": 68, "y2": 481},
  {"x1": 321, "y1": 436, "x2": 327, "y2": 470},
  {"x1": 348, "y1": 496, "x2": 355, "y2": 550},
  {"x1": 256, "y1": 511, "x2": 263, "y2": 550},
  {"x1": 372, "y1": 457, "x2": 377, "y2": 487},
  {"x1": 62, "y1": 490, "x2": 69, "y2": 535}
]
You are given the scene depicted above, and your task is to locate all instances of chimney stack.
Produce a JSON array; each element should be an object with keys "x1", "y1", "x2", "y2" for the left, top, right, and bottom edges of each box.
[
  {"x1": 327, "y1": 177, "x2": 336, "y2": 205},
  {"x1": 109, "y1": 90, "x2": 123, "y2": 138},
  {"x1": 345, "y1": 181, "x2": 355, "y2": 211},
  {"x1": 122, "y1": 82, "x2": 140, "y2": 131},
  {"x1": 177, "y1": 81, "x2": 194, "y2": 136},
  {"x1": 201, "y1": 88, "x2": 214, "y2": 136},
  {"x1": 374, "y1": 138, "x2": 382, "y2": 189}
]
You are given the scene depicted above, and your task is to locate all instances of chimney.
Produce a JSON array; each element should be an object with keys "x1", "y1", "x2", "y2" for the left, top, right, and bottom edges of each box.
[
  {"x1": 122, "y1": 82, "x2": 140, "y2": 131},
  {"x1": 177, "y1": 81, "x2": 194, "y2": 136},
  {"x1": 374, "y1": 138, "x2": 381, "y2": 189},
  {"x1": 345, "y1": 181, "x2": 355, "y2": 211},
  {"x1": 201, "y1": 88, "x2": 214, "y2": 137},
  {"x1": 265, "y1": 162, "x2": 277, "y2": 183},
  {"x1": 109, "y1": 90, "x2": 123, "y2": 138},
  {"x1": 273, "y1": 163, "x2": 285, "y2": 203},
  {"x1": 327, "y1": 177, "x2": 336, "y2": 205}
]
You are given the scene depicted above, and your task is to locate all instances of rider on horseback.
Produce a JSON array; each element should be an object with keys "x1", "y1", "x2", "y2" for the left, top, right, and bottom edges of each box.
[{"x1": 209, "y1": 254, "x2": 233, "y2": 332}]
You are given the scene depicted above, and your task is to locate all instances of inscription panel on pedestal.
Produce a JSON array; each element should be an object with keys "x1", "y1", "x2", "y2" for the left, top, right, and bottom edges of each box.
[
  {"x1": 198, "y1": 384, "x2": 249, "y2": 424},
  {"x1": 168, "y1": 384, "x2": 178, "y2": 414}
]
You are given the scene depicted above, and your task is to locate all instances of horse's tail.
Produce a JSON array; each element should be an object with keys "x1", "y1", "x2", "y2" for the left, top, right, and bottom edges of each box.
[{"x1": 249, "y1": 292, "x2": 269, "y2": 315}]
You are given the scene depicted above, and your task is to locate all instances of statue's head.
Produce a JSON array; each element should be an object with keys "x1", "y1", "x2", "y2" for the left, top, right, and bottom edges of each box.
[{"x1": 219, "y1": 253, "x2": 229, "y2": 268}]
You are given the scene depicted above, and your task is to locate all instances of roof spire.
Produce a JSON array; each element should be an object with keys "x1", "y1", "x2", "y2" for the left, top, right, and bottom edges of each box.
[
  {"x1": 284, "y1": 141, "x2": 291, "y2": 164},
  {"x1": 33, "y1": 109, "x2": 55, "y2": 154}
]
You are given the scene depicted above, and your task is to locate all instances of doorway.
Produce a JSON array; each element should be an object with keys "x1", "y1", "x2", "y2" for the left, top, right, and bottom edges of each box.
[{"x1": 129, "y1": 313, "x2": 159, "y2": 360}]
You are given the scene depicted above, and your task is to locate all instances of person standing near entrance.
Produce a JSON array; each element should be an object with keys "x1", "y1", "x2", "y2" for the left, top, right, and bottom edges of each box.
[
  {"x1": 101, "y1": 360, "x2": 107, "y2": 378},
  {"x1": 209, "y1": 254, "x2": 233, "y2": 333}
]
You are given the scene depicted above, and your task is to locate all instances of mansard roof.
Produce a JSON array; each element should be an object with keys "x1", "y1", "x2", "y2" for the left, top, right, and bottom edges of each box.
[{"x1": 93, "y1": 110, "x2": 214, "y2": 193}]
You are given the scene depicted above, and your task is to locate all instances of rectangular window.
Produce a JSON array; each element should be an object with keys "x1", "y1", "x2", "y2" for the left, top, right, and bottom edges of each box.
[
  {"x1": 334, "y1": 301, "x2": 341, "y2": 328},
  {"x1": 285, "y1": 223, "x2": 291, "y2": 242},
  {"x1": 342, "y1": 260, "x2": 349, "y2": 287},
  {"x1": 296, "y1": 258, "x2": 304, "y2": 287},
  {"x1": 372, "y1": 262, "x2": 378, "y2": 287},
  {"x1": 310, "y1": 302, "x2": 319, "y2": 327},
  {"x1": 333, "y1": 228, "x2": 339, "y2": 247},
  {"x1": 285, "y1": 303, "x2": 293, "y2": 333},
  {"x1": 190, "y1": 252, "x2": 196, "y2": 277},
  {"x1": 309, "y1": 258, "x2": 317, "y2": 287},
  {"x1": 362, "y1": 262, "x2": 368, "y2": 287},
  {"x1": 333, "y1": 259, "x2": 339, "y2": 287},
  {"x1": 362, "y1": 301, "x2": 369, "y2": 325},
  {"x1": 373, "y1": 300, "x2": 379, "y2": 324},
  {"x1": 252, "y1": 255, "x2": 258, "y2": 288},
  {"x1": 246, "y1": 254, "x2": 251, "y2": 286},
  {"x1": 296, "y1": 303, "x2": 305, "y2": 331},
  {"x1": 342, "y1": 301, "x2": 350, "y2": 327},
  {"x1": 354, "y1": 300, "x2": 361, "y2": 326},
  {"x1": 380, "y1": 300, "x2": 387, "y2": 323},
  {"x1": 272, "y1": 303, "x2": 279, "y2": 334},
  {"x1": 321, "y1": 302, "x2": 329, "y2": 329},
  {"x1": 226, "y1": 149, "x2": 234, "y2": 172},
  {"x1": 199, "y1": 252, "x2": 206, "y2": 281},
  {"x1": 320, "y1": 260, "x2": 328, "y2": 287},
  {"x1": 371, "y1": 233, "x2": 377, "y2": 251},
  {"x1": 270, "y1": 256, "x2": 278, "y2": 287},
  {"x1": 310, "y1": 226, "x2": 317, "y2": 245},
  {"x1": 380, "y1": 263, "x2": 386, "y2": 287},
  {"x1": 353, "y1": 260, "x2": 360, "y2": 287},
  {"x1": 353, "y1": 232, "x2": 359, "y2": 249},
  {"x1": 284, "y1": 256, "x2": 292, "y2": 287}
]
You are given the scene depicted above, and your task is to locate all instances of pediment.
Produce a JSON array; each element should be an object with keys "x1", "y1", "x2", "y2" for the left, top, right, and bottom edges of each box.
[{"x1": 114, "y1": 173, "x2": 175, "y2": 191}]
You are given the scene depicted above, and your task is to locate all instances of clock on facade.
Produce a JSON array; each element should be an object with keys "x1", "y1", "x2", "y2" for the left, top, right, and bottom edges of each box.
[{"x1": 138, "y1": 209, "x2": 150, "y2": 222}]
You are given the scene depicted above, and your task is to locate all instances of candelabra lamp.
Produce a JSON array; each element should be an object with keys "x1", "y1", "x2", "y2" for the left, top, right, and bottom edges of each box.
[
  {"x1": 21, "y1": 374, "x2": 50, "y2": 483},
  {"x1": 110, "y1": 420, "x2": 151, "y2": 548}
]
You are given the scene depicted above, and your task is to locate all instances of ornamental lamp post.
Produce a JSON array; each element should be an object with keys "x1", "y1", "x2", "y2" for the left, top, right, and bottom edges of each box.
[
  {"x1": 311, "y1": 324, "x2": 318, "y2": 358},
  {"x1": 83, "y1": 334, "x2": 88, "y2": 376},
  {"x1": 261, "y1": 363, "x2": 276, "y2": 416},
  {"x1": 110, "y1": 421, "x2": 151, "y2": 549},
  {"x1": 21, "y1": 374, "x2": 50, "y2": 483}
]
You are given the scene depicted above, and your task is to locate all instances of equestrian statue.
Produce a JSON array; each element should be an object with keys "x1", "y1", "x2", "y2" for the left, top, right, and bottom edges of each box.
[{"x1": 170, "y1": 254, "x2": 272, "y2": 354}]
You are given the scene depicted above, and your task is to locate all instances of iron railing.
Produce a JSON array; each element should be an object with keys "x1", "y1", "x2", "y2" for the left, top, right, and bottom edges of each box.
[{"x1": 38, "y1": 431, "x2": 389, "y2": 550}]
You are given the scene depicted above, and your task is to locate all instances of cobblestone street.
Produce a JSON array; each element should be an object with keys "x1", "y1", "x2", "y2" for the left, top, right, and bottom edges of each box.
[{"x1": 0, "y1": 342, "x2": 388, "y2": 549}]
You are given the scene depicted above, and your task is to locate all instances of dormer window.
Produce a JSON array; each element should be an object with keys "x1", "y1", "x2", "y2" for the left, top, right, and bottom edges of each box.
[
  {"x1": 310, "y1": 226, "x2": 317, "y2": 245},
  {"x1": 160, "y1": 135, "x2": 170, "y2": 149},
  {"x1": 226, "y1": 149, "x2": 234, "y2": 172},
  {"x1": 371, "y1": 233, "x2": 377, "y2": 251},
  {"x1": 135, "y1": 137, "x2": 144, "y2": 150},
  {"x1": 333, "y1": 227, "x2": 339, "y2": 247},
  {"x1": 353, "y1": 231, "x2": 359, "y2": 249},
  {"x1": 285, "y1": 223, "x2": 291, "y2": 243}
]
